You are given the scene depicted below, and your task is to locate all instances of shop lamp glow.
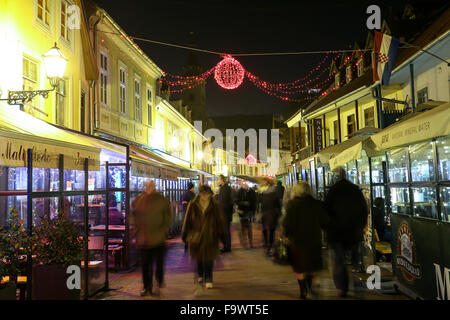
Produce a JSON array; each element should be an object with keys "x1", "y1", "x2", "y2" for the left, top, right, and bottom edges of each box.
[
  {"x1": 43, "y1": 43, "x2": 68, "y2": 87},
  {"x1": 1, "y1": 43, "x2": 67, "y2": 106}
]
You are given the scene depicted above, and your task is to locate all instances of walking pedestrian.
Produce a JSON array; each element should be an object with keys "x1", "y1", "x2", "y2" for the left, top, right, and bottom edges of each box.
[
  {"x1": 132, "y1": 180, "x2": 173, "y2": 297},
  {"x1": 324, "y1": 167, "x2": 368, "y2": 298},
  {"x1": 182, "y1": 185, "x2": 225, "y2": 291},
  {"x1": 182, "y1": 182, "x2": 196, "y2": 251},
  {"x1": 236, "y1": 182, "x2": 255, "y2": 248},
  {"x1": 283, "y1": 182, "x2": 329, "y2": 299},
  {"x1": 260, "y1": 177, "x2": 281, "y2": 256},
  {"x1": 217, "y1": 175, "x2": 234, "y2": 253}
]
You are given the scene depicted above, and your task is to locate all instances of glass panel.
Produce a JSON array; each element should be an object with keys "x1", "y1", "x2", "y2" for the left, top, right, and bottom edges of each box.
[
  {"x1": 0, "y1": 196, "x2": 27, "y2": 227},
  {"x1": 86, "y1": 194, "x2": 106, "y2": 296},
  {"x1": 388, "y1": 148, "x2": 409, "y2": 183},
  {"x1": 412, "y1": 187, "x2": 438, "y2": 219},
  {"x1": 32, "y1": 197, "x2": 59, "y2": 226},
  {"x1": 390, "y1": 187, "x2": 410, "y2": 215},
  {"x1": 440, "y1": 186, "x2": 450, "y2": 222},
  {"x1": 437, "y1": 137, "x2": 450, "y2": 181},
  {"x1": 310, "y1": 160, "x2": 316, "y2": 195},
  {"x1": 64, "y1": 170, "x2": 85, "y2": 191},
  {"x1": 6, "y1": 167, "x2": 27, "y2": 191},
  {"x1": 346, "y1": 161, "x2": 358, "y2": 184},
  {"x1": 370, "y1": 155, "x2": 385, "y2": 184},
  {"x1": 357, "y1": 156, "x2": 370, "y2": 185},
  {"x1": 107, "y1": 191, "x2": 127, "y2": 269},
  {"x1": 130, "y1": 176, "x2": 138, "y2": 192},
  {"x1": 372, "y1": 186, "x2": 385, "y2": 199},
  {"x1": 88, "y1": 166, "x2": 106, "y2": 191},
  {"x1": 409, "y1": 141, "x2": 435, "y2": 182},
  {"x1": 108, "y1": 166, "x2": 126, "y2": 190},
  {"x1": 33, "y1": 167, "x2": 59, "y2": 192},
  {"x1": 64, "y1": 196, "x2": 86, "y2": 234}
]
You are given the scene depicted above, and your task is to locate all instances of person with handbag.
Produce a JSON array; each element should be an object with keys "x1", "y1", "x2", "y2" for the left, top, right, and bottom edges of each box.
[
  {"x1": 182, "y1": 185, "x2": 225, "y2": 292},
  {"x1": 283, "y1": 182, "x2": 329, "y2": 300}
]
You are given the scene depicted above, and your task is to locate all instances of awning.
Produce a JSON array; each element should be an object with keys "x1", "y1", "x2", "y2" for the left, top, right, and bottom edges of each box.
[
  {"x1": 233, "y1": 175, "x2": 260, "y2": 184},
  {"x1": 129, "y1": 145, "x2": 180, "y2": 181},
  {"x1": 369, "y1": 102, "x2": 450, "y2": 151},
  {"x1": 0, "y1": 106, "x2": 100, "y2": 170},
  {"x1": 299, "y1": 156, "x2": 315, "y2": 170}
]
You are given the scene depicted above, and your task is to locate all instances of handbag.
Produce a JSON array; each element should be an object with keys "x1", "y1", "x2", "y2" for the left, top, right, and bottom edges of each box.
[{"x1": 272, "y1": 237, "x2": 291, "y2": 265}]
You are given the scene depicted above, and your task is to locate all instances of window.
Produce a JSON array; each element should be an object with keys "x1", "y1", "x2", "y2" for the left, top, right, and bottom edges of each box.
[
  {"x1": 146, "y1": 85, "x2": 152, "y2": 126},
  {"x1": 60, "y1": 1, "x2": 71, "y2": 42},
  {"x1": 335, "y1": 72, "x2": 340, "y2": 88},
  {"x1": 99, "y1": 51, "x2": 108, "y2": 105},
  {"x1": 412, "y1": 186, "x2": 438, "y2": 219},
  {"x1": 357, "y1": 58, "x2": 364, "y2": 77},
  {"x1": 388, "y1": 148, "x2": 409, "y2": 183},
  {"x1": 364, "y1": 107, "x2": 375, "y2": 127},
  {"x1": 119, "y1": 67, "x2": 127, "y2": 113},
  {"x1": 56, "y1": 79, "x2": 66, "y2": 126},
  {"x1": 437, "y1": 137, "x2": 450, "y2": 181},
  {"x1": 409, "y1": 142, "x2": 435, "y2": 182},
  {"x1": 333, "y1": 120, "x2": 339, "y2": 144},
  {"x1": 417, "y1": 87, "x2": 428, "y2": 105},
  {"x1": 347, "y1": 114, "x2": 356, "y2": 136},
  {"x1": 23, "y1": 57, "x2": 39, "y2": 91},
  {"x1": 37, "y1": 0, "x2": 51, "y2": 25},
  {"x1": 346, "y1": 65, "x2": 352, "y2": 83},
  {"x1": 134, "y1": 77, "x2": 142, "y2": 122},
  {"x1": 390, "y1": 187, "x2": 410, "y2": 215}
]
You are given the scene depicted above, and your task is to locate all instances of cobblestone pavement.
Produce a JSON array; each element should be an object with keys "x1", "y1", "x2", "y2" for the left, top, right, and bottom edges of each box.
[{"x1": 94, "y1": 223, "x2": 407, "y2": 300}]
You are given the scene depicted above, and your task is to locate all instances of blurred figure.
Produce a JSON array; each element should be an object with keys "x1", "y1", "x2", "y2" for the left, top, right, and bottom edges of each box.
[
  {"x1": 324, "y1": 168, "x2": 368, "y2": 298},
  {"x1": 236, "y1": 182, "x2": 255, "y2": 248},
  {"x1": 275, "y1": 180, "x2": 285, "y2": 209},
  {"x1": 217, "y1": 175, "x2": 233, "y2": 253},
  {"x1": 182, "y1": 182, "x2": 196, "y2": 251},
  {"x1": 182, "y1": 185, "x2": 225, "y2": 291},
  {"x1": 260, "y1": 177, "x2": 281, "y2": 255},
  {"x1": 132, "y1": 180, "x2": 173, "y2": 297},
  {"x1": 283, "y1": 182, "x2": 329, "y2": 299},
  {"x1": 373, "y1": 197, "x2": 386, "y2": 241}
]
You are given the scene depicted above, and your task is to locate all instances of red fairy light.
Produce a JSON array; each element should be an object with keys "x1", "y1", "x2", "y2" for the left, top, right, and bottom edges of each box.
[
  {"x1": 245, "y1": 154, "x2": 257, "y2": 167},
  {"x1": 214, "y1": 55, "x2": 245, "y2": 90}
]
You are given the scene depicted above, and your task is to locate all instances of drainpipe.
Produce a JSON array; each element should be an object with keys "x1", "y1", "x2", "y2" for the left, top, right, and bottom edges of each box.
[
  {"x1": 91, "y1": 12, "x2": 103, "y2": 131},
  {"x1": 409, "y1": 63, "x2": 416, "y2": 112}
]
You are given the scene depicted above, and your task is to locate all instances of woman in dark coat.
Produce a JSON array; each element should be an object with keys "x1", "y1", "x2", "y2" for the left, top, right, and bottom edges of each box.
[
  {"x1": 283, "y1": 182, "x2": 329, "y2": 299},
  {"x1": 260, "y1": 178, "x2": 281, "y2": 255},
  {"x1": 182, "y1": 185, "x2": 225, "y2": 291}
]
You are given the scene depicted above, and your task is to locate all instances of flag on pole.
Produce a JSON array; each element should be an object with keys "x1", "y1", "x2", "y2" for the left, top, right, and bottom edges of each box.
[{"x1": 372, "y1": 31, "x2": 400, "y2": 86}]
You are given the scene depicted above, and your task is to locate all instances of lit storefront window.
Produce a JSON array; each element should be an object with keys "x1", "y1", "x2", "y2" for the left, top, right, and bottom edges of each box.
[
  {"x1": 409, "y1": 142, "x2": 435, "y2": 182},
  {"x1": 437, "y1": 137, "x2": 450, "y2": 181},
  {"x1": 370, "y1": 155, "x2": 385, "y2": 184},
  {"x1": 346, "y1": 160, "x2": 358, "y2": 184},
  {"x1": 390, "y1": 187, "x2": 410, "y2": 215},
  {"x1": 412, "y1": 186, "x2": 438, "y2": 219},
  {"x1": 440, "y1": 187, "x2": 450, "y2": 222},
  {"x1": 388, "y1": 148, "x2": 409, "y2": 183},
  {"x1": 357, "y1": 155, "x2": 370, "y2": 185}
]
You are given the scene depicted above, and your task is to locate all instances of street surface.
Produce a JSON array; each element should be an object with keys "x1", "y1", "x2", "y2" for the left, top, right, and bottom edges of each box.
[{"x1": 95, "y1": 223, "x2": 407, "y2": 300}]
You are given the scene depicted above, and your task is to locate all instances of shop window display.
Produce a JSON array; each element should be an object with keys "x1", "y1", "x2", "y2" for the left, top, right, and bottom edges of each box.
[
  {"x1": 409, "y1": 142, "x2": 435, "y2": 182},
  {"x1": 357, "y1": 155, "x2": 370, "y2": 185},
  {"x1": 388, "y1": 148, "x2": 409, "y2": 183},
  {"x1": 390, "y1": 187, "x2": 410, "y2": 215},
  {"x1": 412, "y1": 187, "x2": 438, "y2": 220},
  {"x1": 88, "y1": 165, "x2": 106, "y2": 191},
  {"x1": 370, "y1": 155, "x2": 385, "y2": 184},
  {"x1": 440, "y1": 186, "x2": 450, "y2": 222},
  {"x1": 437, "y1": 137, "x2": 450, "y2": 181},
  {"x1": 64, "y1": 169, "x2": 85, "y2": 191}
]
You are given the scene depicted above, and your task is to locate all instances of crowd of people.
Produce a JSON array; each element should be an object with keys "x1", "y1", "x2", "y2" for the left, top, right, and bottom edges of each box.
[{"x1": 131, "y1": 168, "x2": 373, "y2": 299}]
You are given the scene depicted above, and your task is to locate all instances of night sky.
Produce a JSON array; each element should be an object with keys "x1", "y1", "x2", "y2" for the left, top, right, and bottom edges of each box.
[{"x1": 92, "y1": 0, "x2": 411, "y2": 118}]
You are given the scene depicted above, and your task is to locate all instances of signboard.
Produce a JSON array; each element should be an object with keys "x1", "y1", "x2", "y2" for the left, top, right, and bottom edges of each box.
[{"x1": 313, "y1": 118, "x2": 323, "y2": 154}]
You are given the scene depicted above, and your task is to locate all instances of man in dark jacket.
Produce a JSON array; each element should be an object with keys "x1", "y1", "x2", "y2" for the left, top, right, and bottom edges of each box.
[
  {"x1": 181, "y1": 182, "x2": 196, "y2": 251},
  {"x1": 324, "y1": 168, "x2": 368, "y2": 298},
  {"x1": 218, "y1": 175, "x2": 233, "y2": 253}
]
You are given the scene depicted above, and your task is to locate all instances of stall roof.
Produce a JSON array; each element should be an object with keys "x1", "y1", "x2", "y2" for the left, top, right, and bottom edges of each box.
[
  {"x1": 0, "y1": 105, "x2": 100, "y2": 170},
  {"x1": 129, "y1": 145, "x2": 180, "y2": 181},
  {"x1": 369, "y1": 102, "x2": 450, "y2": 151}
]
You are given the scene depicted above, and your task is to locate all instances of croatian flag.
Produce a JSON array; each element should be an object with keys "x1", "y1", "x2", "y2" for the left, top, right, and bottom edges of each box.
[{"x1": 373, "y1": 31, "x2": 400, "y2": 86}]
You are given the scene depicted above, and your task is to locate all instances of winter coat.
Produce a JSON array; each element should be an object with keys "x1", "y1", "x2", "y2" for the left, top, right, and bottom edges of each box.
[
  {"x1": 324, "y1": 179, "x2": 368, "y2": 245},
  {"x1": 217, "y1": 183, "x2": 234, "y2": 222},
  {"x1": 261, "y1": 186, "x2": 281, "y2": 230},
  {"x1": 283, "y1": 195, "x2": 329, "y2": 273},
  {"x1": 132, "y1": 192, "x2": 173, "y2": 249},
  {"x1": 236, "y1": 188, "x2": 254, "y2": 222},
  {"x1": 182, "y1": 190, "x2": 195, "y2": 214},
  {"x1": 182, "y1": 196, "x2": 225, "y2": 262}
]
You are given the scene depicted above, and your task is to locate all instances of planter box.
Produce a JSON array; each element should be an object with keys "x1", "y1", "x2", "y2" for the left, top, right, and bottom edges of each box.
[
  {"x1": 32, "y1": 264, "x2": 80, "y2": 300},
  {"x1": 0, "y1": 285, "x2": 16, "y2": 300}
]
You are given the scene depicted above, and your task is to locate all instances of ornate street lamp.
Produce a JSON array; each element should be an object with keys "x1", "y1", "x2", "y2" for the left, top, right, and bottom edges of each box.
[{"x1": 1, "y1": 43, "x2": 67, "y2": 106}]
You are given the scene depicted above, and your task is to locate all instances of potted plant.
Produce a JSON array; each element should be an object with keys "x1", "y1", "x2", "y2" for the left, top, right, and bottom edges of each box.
[
  {"x1": 0, "y1": 208, "x2": 31, "y2": 300},
  {"x1": 32, "y1": 212, "x2": 86, "y2": 300}
]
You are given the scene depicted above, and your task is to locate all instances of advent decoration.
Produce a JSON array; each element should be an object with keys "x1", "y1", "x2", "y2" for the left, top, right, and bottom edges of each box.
[{"x1": 214, "y1": 55, "x2": 245, "y2": 90}]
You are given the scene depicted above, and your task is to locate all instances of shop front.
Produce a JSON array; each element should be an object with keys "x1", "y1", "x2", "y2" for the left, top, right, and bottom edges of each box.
[{"x1": 369, "y1": 102, "x2": 450, "y2": 300}]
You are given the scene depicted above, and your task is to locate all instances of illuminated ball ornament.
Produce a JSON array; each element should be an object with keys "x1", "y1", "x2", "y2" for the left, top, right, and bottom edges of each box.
[{"x1": 214, "y1": 55, "x2": 245, "y2": 90}]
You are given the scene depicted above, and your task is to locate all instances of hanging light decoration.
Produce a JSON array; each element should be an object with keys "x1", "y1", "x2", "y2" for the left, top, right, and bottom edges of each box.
[{"x1": 214, "y1": 55, "x2": 245, "y2": 90}]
